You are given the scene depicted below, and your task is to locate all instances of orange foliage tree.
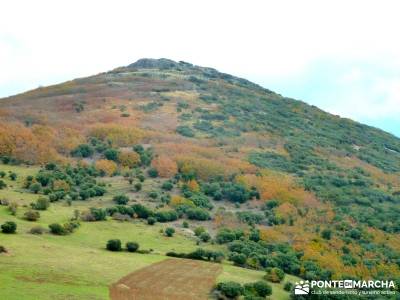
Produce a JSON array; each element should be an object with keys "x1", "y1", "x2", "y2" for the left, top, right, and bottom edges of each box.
[
  {"x1": 151, "y1": 155, "x2": 178, "y2": 178},
  {"x1": 95, "y1": 159, "x2": 117, "y2": 176},
  {"x1": 89, "y1": 124, "x2": 142, "y2": 147},
  {"x1": 118, "y1": 151, "x2": 140, "y2": 168}
]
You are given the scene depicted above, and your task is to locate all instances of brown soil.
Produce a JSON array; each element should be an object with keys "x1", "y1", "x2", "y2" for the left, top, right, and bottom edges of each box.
[{"x1": 109, "y1": 258, "x2": 222, "y2": 300}]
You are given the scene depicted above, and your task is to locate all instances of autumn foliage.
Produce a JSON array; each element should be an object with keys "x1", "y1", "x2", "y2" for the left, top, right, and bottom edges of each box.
[
  {"x1": 95, "y1": 159, "x2": 117, "y2": 176},
  {"x1": 151, "y1": 155, "x2": 178, "y2": 178},
  {"x1": 118, "y1": 151, "x2": 140, "y2": 168}
]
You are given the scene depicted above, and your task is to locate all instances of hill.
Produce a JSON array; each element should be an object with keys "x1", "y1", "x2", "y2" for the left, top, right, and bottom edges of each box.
[{"x1": 0, "y1": 58, "x2": 399, "y2": 299}]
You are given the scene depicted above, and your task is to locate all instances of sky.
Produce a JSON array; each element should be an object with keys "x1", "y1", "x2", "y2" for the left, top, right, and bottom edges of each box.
[{"x1": 1, "y1": 0, "x2": 399, "y2": 137}]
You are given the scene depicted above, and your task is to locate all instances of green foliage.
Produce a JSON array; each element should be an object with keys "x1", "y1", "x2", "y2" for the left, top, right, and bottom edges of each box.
[
  {"x1": 176, "y1": 125, "x2": 195, "y2": 137},
  {"x1": 147, "y1": 167, "x2": 158, "y2": 178},
  {"x1": 106, "y1": 239, "x2": 122, "y2": 251},
  {"x1": 216, "y1": 281, "x2": 244, "y2": 298},
  {"x1": 147, "y1": 217, "x2": 156, "y2": 225},
  {"x1": 264, "y1": 267, "x2": 285, "y2": 283},
  {"x1": 9, "y1": 172, "x2": 17, "y2": 181},
  {"x1": 71, "y1": 144, "x2": 94, "y2": 158},
  {"x1": 199, "y1": 232, "x2": 211, "y2": 242},
  {"x1": 113, "y1": 194, "x2": 129, "y2": 205},
  {"x1": 155, "y1": 210, "x2": 178, "y2": 222},
  {"x1": 186, "y1": 208, "x2": 210, "y2": 221},
  {"x1": 165, "y1": 227, "x2": 175, "y2": 237},
  {"x1": 32, "y1": 197, "x2": 50, "y2": 210},
  {"x1": 48, "y1": 223, "x2": 66, "y2": 235},
  {"x1": 104, "y1": 148, "x2": 119, "y2": 161},
  {"x1": 1, "y1": 221, "x2": 17, "y2": 234},
  {"x1": 0, "y1": 179, "x2": 6, "y2": 189},
  {"x1": 126, "y1": 242, "x2": 139, "y2": 252}
]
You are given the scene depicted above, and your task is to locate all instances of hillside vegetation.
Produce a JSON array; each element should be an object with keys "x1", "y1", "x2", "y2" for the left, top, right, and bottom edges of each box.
[{"x1": 0, "y1": 58, "x2": 399, "y2": 298}]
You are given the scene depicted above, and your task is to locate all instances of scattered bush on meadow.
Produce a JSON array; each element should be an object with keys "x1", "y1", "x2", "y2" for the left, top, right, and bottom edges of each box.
[
  {"x1": 126, "y1": 242, "x2": 140, "y2": 252},
  {"x1": 1, "y1": 221, "x2": 17, "y2": 233},
  {"x1": 106, "y1": 239, "x2": 122, "y2": 251}
]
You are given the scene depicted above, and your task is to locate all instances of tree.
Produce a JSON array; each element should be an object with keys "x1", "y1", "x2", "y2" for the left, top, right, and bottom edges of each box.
[
  {"x1": 104, "y1": 148, "x2": 119, "y2": 161},
  {"x1": 321, "y1": 229, "x2": 332, "y2": 240},
  {"x1": 165, "y1": 227, "x2": 175, "y2": 237},
  {"x1": 107, "y1": 239, "x2": 122, "y2": 251},
  {"x1": 147, "y1": 167, "x2": 158, "y2": 178},
  {"x1": 95, "y1": 159, "x2": 117, "y2": 176},
  {"x1": 200, "y1": 232, "x2": 211, "y2": 242},
  {"x1": 119, "y1": 151, "x2": 140, "y2": 168},
  {"x1": 49, "y1": 223, "x2": 66, "y2": 235},
  {"x1": 147, "y1": 217, "x2": 156, "y2": 225},
  {"x1": 29, "y1": 182, "x2": 42, "y2": 194},
  {"x1": 126, "y1": 242, "x2": 139, "y2": 252},
  {"x1": 229, "y1": 252, "x2": 247, "y2": 266},
  {"x1": 113, "y1": 194, "x2": 129, "y2": 205},
  {"x1": 216, "y1": 282, "x2": 244, "y2": 298},
  {"x1": 264, "y1": 267, "x2": 285, "y2": 283},
  {"x1": 33, "y1": 197, "x2": 50, "y2": 210},
  {"x1": 284, "y1": 282, "x2": 294, "y2": 292},
  {"x1": 151, "y1": 155, "x2": 178, "y2": 178},
  {"x1": 252, "y1": 281, "x2": 272, "y2": 297},
  {"x1": 186, "y1": 208, "x2": 210, "y2": 221},
  {"x1": 71, "y1": 144, "x2": 94, "y2": 158},
  {"x1": 0, "y1": 179, "x2": 6, "y2": 189},
  {"x1": 1, "y1": 221, "x2": 17, "y2": 233},
  {"x1": 134, "y1": 182, "x2": 142, "y2": 191}
]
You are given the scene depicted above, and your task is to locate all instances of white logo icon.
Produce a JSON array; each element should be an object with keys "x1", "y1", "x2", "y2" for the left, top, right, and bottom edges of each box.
[{"x1": 295, "y1": 280, "x2": 310, "y2": 295}]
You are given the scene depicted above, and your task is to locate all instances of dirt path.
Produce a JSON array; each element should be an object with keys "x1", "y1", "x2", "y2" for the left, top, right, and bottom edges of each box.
[{"x1": 109, "y1": 258, "x2": 222, "y2": 300}]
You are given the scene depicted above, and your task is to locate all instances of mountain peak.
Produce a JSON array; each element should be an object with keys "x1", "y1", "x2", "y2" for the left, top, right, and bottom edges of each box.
[{"x1": 128, "y1": 58, "x2": 180, "y2": 69}]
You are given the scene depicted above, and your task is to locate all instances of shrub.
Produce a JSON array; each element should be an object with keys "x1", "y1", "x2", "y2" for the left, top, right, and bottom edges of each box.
[
  {"x1": 9, "y1": 172, "x2": 17, "y2": 181},
  {"x1": 199, "y1": 232, "x2": 211, "y2": 242},
  {"x1": 182, "y1": 221, "x2": 189, "y2": 228},
  {"x1": 165, "y1": 227, "x2": 175, "y2": 237},
  {"x1": 252, "y1": 281, "x2": 272, "y2": 297},
  {"x1": 71, "y1": 144, "x2": 94, "y2": 157},
  {"x1": 147, "y1": 217, "x2": 156, "y2": 225},
  {"x1": 49, "y1": 223, "x2": 66, "y2": 235},
  {"x1": 29, "y1": 183, "x2": 42, "y2": 194},
  {"x1": 0, "y1": 179, "x2": 6, "y2": 189},
  {"x1": 321, "y1": 229, "x2": 332, "y2": 240},
  {"x1": 126, "y1": 242, "x2": 139, "y2": 252},
  {"x1": 0, "y1": 245, "x2": 7, "y2": 253},
  {"x1": 106, "y1": 239, "x2": 122, "y2": 251},
  {"x1": 216, "y1": 281, "x2": 244, "y2": 298},
  {"x1": 194, "y1": 226, "x2": 206, "y2": 236},
  {"x1": 155, "y1": 210, "x2": 178, "y2": 222},
  {"x1": 264, "y1": 267, "x2": 285, "y2": 283},
  {"x1": 147, "y1": 167, "x2": 158, "y2": 178},
  {"x1": 134, "y1": 182, "x2": 142, "y2": 191},
  {"x1": 24, "y1": 210, "x2": 40, "y2": 221},
  {"x1": 1, "y1": 221, "x2": 17, "y2": 234},
  {"x1": 229, "y1": 252, "x2": 247, "y2": 266},
  {"x1": 30, "y1": 226, "x2": 45, "y2": 235},
  {"x1": 161, "y1": 181, "x2": 173, "y2": 191},
  {"x1": 283, "y1": 281, "x2": 293, "y2": 291},
  {"x1": 119, "y1": 151, "x2": 140, "y2": 168},
  {"x1": 186, "y1": 208, "x2": 210, "y2": 221},
  {"x1": 104, "y1": 148, "x2": 119, "y2": 161},
  {"x1": 176, "y1": 125, "x2": 195, "y2": 137},
  {"x1": 113, "y1": 194, "x2": 129, "y2": 205},
  {"x1": 33, "y1": 197, "x2": 50, "y2": 210},
  {"x1": 148, "y1": 191, "x2": 158, "y2": 199}
]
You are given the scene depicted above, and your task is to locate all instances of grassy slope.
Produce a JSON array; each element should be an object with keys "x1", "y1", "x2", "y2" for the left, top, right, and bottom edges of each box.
[{"x1": 0, "y1": 164, "x2": 295, "y2": 300}]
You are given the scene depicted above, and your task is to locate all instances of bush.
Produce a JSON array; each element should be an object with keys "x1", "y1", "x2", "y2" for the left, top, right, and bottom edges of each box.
[
  {"x1": 148, "y1": 191, "x2": 158, "y2": 199},
  {"x1": 321, "y1": 229, "x2": 332, "y2": 240},
  {"x1": 71, "y1": 144, "x2": 94, "y2": 158},
  {"x1": 9, "y1": 172, "x2": 17, "y2": 181},
  {"x1": 33, "y1": 197, "x2": 50, "y2": 210},
  {"x1": 199, "y1": 232, "x2": 211, "y2": 242},
  {"x1": 252, "y1": 281, "x2": 272, "y2": 297},
  {"x1": 29, "y1": 182, "x2": 42, "y2": 194},
  {"x1": 229, "y1": 252, "x2": 247, "y2": 266},
  {"x1": 176, "y1": 125, "x2": 195, "y2": 137},
  {"x1": 106, "y1": 239, "x2": 122, "y2": 251},
  {"x1": 113, "y1": 194, "x2": 129, "y2": 205},
  {"x1": 30, "y1": 226, "x2": 45, "y2": 235},
  {"x1": 0, "y1": 179, "x2": 6, "y2": 189},
  {"x1": 1, "y1": 221, "x2": 17, "y2": 234},
  {"x1": 165, "y1": 227, "x2": 175, "y2": 237},
  {"x1": 134, "y1": 182, "x2": 142, "y2": 191},
  {"x1": 24, "y1": 210, "x2": 40, "y2": 221},
  {"x1": 155, "y1": 210, "x2": 178, "y2": 222},
  {"x1": 264, "y1": 267, "x2": 285, "y2": 283},
  {"x1": 182, "y1": 221, "x2": 189, "y2": 228},
  {"x1": 104, "y1": 148, "x2": 119, "y2": 161},
  {"x1": 216, "y1": 281, "x2": 244, "y2": 298},
  {"x1": 126, "y1": 242, "x2": 139, "y2": 252},
  {"x1": 186, "y1": 208, "x2": 210, "y2": 221},
  {"x1": 0, "y1": 245, "x2": 7, "y2": 253},
  {"x1": 147, "y1": 217, "x2": 156, "y2": 225},
  {"x1": 49, "y1": 223, "x2": 66, "y2": 235},
  {"x1": 194, "y1": 226, "x2": 206, "y2": 236},
  {"x1": 283, "y1": 281, "x2": 293, "y2": 291},
  {"x1": 147, "y1": 168, "x2": 159, "y2": 178},
  {"x1": 161, "y1": 181, "x2": 173, "y2": 191}
]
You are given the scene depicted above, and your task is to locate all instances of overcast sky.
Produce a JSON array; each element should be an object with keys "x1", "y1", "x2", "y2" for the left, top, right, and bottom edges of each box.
[{"x1": 1, "y1": 0, "x2": 399, "y2": 136}]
